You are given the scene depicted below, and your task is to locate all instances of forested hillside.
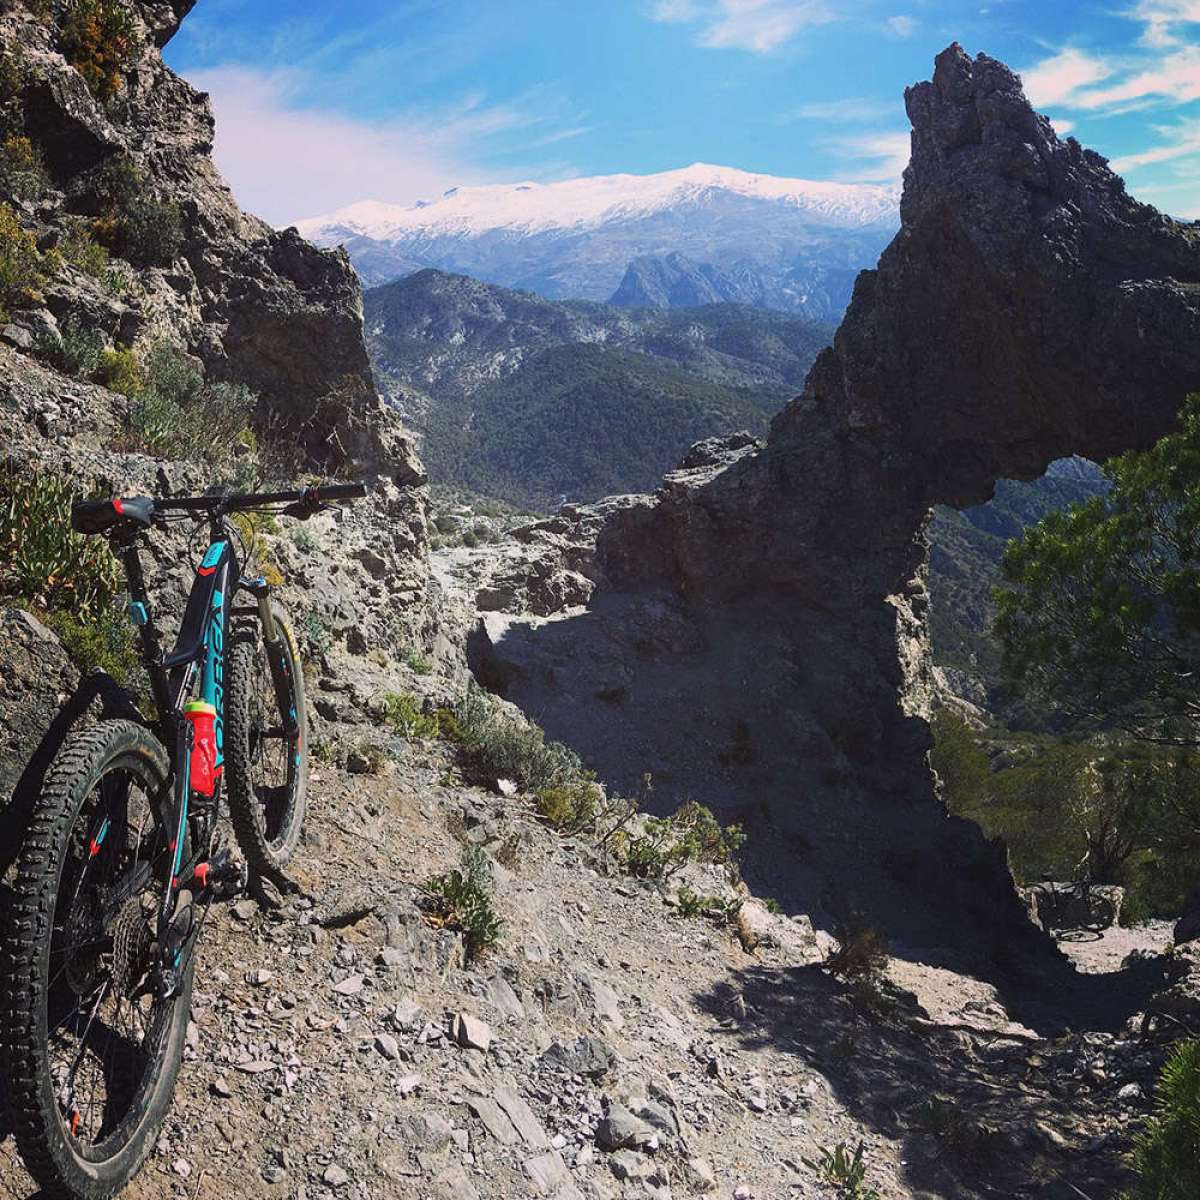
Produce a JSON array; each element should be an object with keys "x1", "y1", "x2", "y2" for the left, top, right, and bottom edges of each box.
[{"x1": 365, "y1": 269, "x2": 834, "y2": 508}]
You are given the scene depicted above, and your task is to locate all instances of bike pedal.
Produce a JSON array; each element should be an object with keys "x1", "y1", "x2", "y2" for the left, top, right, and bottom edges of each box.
[{"x1": 191, "y1": 851, "x2": 248, "y2": 899}]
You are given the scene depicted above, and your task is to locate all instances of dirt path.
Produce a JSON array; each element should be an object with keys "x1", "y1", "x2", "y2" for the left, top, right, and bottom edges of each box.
[{"x1": 0, "y1": 746, "x2": 1176, "y2": 1200}]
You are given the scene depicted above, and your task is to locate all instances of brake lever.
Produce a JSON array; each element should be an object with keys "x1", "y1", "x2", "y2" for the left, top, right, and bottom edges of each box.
[{"x1": 282, "y1": 498, "x2": 330, "y2": 521}]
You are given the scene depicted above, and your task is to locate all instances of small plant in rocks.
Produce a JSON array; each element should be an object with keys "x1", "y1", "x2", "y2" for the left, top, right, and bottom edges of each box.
[
  {"x1": 451, "y1": 684, "x2": 586, "y2": 791},
  {"x1": 0, "y1": 134, "x2": 49, "y2": 202},
  {"x1": 380, "y1": 691, "x2": 444, "y2": 739},
  {"x1": 827, "y1": 918, "x2": 892, "y2": 1013},
  {"x1": 1127, "y1": 1038, "x2": 1200, "y2": 1200},
  {"x1": 34, "y1": 318, "x2": 105, "y2": 377},
  {"x1": 534, "y1": 778, "x2": 601, "y2": 832},
  {"x1": 0, "y1": 462, "x2": 121, "y2": 617},
  {"x1": 802, "y1": 1140, "x2": 880, "y2": 1199},
  {"x1": 621, "y1": 801, "x2": 745, "y2": 882},
  {"x1": 421, "y1": 845, "x2": 502, "y2": 962}
]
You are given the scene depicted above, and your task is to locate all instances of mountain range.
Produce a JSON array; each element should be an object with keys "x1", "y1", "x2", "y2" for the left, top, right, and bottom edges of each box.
[
  {"x1": 298, "y1": 163, "x2": 900, "y2": 321},
  {"x1": 364, "y1": 268, "x2": 835, "y2": 508}
]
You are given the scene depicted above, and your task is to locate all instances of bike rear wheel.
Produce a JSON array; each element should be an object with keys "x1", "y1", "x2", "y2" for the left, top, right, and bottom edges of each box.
[
  {"x1": 2, "y1": 719, "x2": 193, "y2": 1200},
  {"x1": 225, "y1": 614, "x2": 308, "y2": 880}
]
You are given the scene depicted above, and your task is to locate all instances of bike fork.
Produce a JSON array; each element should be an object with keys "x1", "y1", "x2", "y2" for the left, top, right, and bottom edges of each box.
[{"x1": 242, "y1": 578, "x2": 299, "y2": 741}]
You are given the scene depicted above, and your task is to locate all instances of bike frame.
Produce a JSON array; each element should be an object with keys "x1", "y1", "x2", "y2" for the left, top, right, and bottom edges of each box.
[{"x1": 110, "y1": 515, "x2": 291, "y2": 994}]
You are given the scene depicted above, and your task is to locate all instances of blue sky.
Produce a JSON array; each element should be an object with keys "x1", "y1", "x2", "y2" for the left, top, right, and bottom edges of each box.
[{"x1": 164, "y1": 0, "x2": 1200, "y2": 225}]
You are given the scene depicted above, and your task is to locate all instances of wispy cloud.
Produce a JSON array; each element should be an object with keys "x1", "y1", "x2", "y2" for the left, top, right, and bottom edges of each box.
[
  {"x1": 1020, "y1": 48, "x2": 1114, "y2": 108},
  {"x1": 830, "y1": 130, "x2": 911, "y2": 182},
  {"x1": 189, "y1": 67, "x2": 580, "y2": 225},
  {"x1": 1111, "y1": 118, "x2": 1200, "y2": 170},
  {"x1": 1130, "y1": 0, "x2": 1200, "y2": 48},
  {"x1": 1134, "y1": 178, "x2": 1200, "y2": 218},
  {"x1": 1068, "y1": 45, "x2": 1200, "y2": 110},
  {"x1": 885, "y1": 15, "x2": 917, "y2": 38},
  {"x1": 781, "y1": 96, "x2": 896, "y2": 123},
  {"x1": 649, "y1": 0, "x2": 836, "y2": 53}
]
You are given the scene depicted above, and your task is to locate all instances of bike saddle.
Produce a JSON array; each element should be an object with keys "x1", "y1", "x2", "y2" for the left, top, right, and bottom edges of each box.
[{"x1": 71, "y1": 496, "x2": 157, "y2": 534}]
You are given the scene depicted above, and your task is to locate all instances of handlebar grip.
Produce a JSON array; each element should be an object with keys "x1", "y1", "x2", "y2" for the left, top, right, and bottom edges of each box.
[{"x1": 313, "y1": 481, "x2": 368, "y2": 501}]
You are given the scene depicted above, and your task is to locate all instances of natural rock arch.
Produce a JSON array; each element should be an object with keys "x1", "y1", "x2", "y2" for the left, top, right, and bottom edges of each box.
[{"x1": 471, "y1": 45, "x2": 1200, "y2": 970}]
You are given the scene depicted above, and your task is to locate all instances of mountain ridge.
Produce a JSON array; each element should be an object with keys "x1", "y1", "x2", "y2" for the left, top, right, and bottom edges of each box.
[{"x1": 299, "y1": 163, "x2": 900, "y2": 319}]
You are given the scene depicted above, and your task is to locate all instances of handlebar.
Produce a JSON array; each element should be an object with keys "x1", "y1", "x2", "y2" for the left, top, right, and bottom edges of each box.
[
  {"x1": 71, "y1": 481, "x2": 368, "y2": 535},
  {"x1": 154, "y1": 481, "x2": 368, "y2": 512}
]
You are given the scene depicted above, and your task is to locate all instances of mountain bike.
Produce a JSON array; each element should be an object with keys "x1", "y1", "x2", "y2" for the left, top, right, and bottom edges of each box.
[{"x1": 1, "y1": 480, "x2": 365, "y2": 1199}]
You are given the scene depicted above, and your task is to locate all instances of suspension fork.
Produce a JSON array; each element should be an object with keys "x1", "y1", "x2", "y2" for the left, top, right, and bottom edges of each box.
[{"x1": 241, "y1": 577, "x2": 299, "y2": 740}]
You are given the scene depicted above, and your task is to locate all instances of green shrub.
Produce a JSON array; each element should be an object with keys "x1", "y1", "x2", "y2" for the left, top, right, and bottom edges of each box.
[
  {"x1": 120, "y1": 198, "x2": 183, "y2": 267},
  {"x1": 60, "y1": 0, "x2": 139, "y2": 102},
  {"x1": 43, "y1": 604, "x2": 139, "y2": 688},
  {"x1": 622, "y1": 801, "x2": 745, "y2": 881},
  {"x1": 94, "y1": 153, "x2": 141, "y2": 211},
  {"x1": 303, "y1": 610, "x2": 330, "y2": 656},
  {"x1": 674, "y1": 886, "x2": 743, "y2": 926},
  {"x1": 421, "y1": 845, "x2": 502, "y2": 962},
  {"x1": 0, "y1": 51, "x2": 26, "y2": 102},
  {"x1": 405, "y1": 650, "x2": 432, "y2": 675},
  {"x1": 58, "y1": 218, "x2": 109, "y2": 277},
  {"x1": 125, "y1": 347, "x2": 257, "y2": 466},
  {"x1": 1127, "y1": 1040, "x2": 1200, "y2": 1200},
  {"x1": 230, "y1": 511, "x2": 283, "y2": 587},
  {"x1": 381, "y1": 691, "x2": 442, "y2": 739},
  {"x1": 452, "y1": 685, "x2": 586, "y2": 791},
  {"x1": 0, "y1": 201, "x2": 48, "y2": 318},
  {"x1": 0, "y1": 463, "x2": 120, "y2": 616},
  {"x1": 827, "y1": 918, "x2": 891, "y2": 1011},
  {"x1": 94, "y1": 344, "x2": 141, "y2": 396},
  {"x1": 534, "y1": 778, "x2": 600, "y2": 832},
  {"x1": 802, "y1": 1141, "x2": 879, "y2": 1199},
  {"x1": 35, "y1": 318, "x2": 105, "y2": 377},
  {"x1": 0, "y1": 134, "x2": 49, "y2": 202}
]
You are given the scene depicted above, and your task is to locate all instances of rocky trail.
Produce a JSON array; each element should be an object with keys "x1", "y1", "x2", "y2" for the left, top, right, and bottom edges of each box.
[{"x1": 0, "y1": 730, "x2": 1181, "y2": 1200}]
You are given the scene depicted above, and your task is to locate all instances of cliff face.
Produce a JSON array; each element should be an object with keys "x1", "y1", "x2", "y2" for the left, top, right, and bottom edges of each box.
[
  {"x1": 458, "y1": 46, "x2": 1200, "y2": 963},
  {"x1": 1, "y1": 0, "x2": 414, "y2": 475},
  {"x1": 0, "y1": 0, "x2": 452, "y2": 797}
]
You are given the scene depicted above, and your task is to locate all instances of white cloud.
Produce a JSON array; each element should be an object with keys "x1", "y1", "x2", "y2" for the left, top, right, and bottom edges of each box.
[
  {"x1": 782, "y1": 96, "x2": 896, "y2": 123},
  {"x1": 1020, "y1": 48, "x2": 1114, "y2": 108},
  {"x1": 1069, "y1": 45, "x2": 1200, "y2": 110},
  {"x1": 649, "y1": 0, "x2": 703, "y2": 20},
  {"x1": 189, "y1": 67, "x2": 576, "y2": 225},
  {"x1": 1129, "y1": 1, "x2": 1200, "y2": 48},
  {"x1": 1110, "y1": 119, "x2": 1200, "y2": 171},
  {"x1": 831, "y1": 130, "x2": 911, "y2": 182},
  {"x1": 885, "y1": 15, "x2": 917, "y2": 37},
  {"x1": 649, "y1": 0, "x2": 836, "y2": 53},
  {"x1": 1049, "y1": 117, "x2": 1075, "y2": 135}
]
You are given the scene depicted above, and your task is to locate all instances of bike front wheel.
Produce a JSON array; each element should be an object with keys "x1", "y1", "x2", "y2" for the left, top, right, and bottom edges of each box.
[
  {"x1": 225, "y1": 613, "x2": 309, "y2": 881},
  {"x1": 2, "y1": 719, "x2": 193, "y2": 1200}
]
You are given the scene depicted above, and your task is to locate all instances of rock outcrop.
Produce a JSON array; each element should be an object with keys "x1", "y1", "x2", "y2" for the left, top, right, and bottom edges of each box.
[
  {"x1": 454, "y1": 46, "x2": 1200, "y2": 966},
  {"x1": 1, "y1": 0, "x2": 412, "y2": 476},
  {"x1": 0, "y1": 2, "x2": 454, "y2": 792}
]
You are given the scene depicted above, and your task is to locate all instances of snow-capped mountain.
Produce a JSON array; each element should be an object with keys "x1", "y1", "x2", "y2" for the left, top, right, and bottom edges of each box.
[{"x1": 295, "y1": 163, "x2": 901, "y2": 320}]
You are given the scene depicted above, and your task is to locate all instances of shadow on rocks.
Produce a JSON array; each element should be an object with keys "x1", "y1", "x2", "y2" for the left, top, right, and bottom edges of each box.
[{"x1": 692, "y1": 956, "x2": 1167, "y2": 1200}]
